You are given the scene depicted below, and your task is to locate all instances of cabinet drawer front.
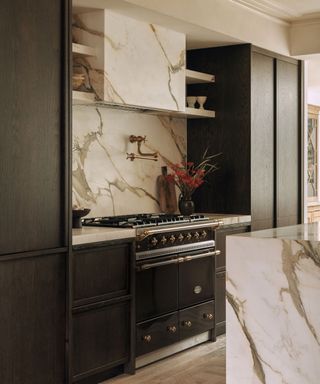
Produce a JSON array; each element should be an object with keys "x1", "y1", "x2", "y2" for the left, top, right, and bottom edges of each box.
[
  {"x1": 72, "y1": 301, "x2": 129, "y2": 379},
  {"x1": 179, "y1": 256, "x2": 214, "y2": 308},
  {"x1": 73, "y1": 244, "x2": 130, "y2": 305},
  {"x1": 136, "y1": 313, "x2": 179, "y2": 356},
  {"x1": 179, "y1": 301, "x2": 214, "y2": 340}
]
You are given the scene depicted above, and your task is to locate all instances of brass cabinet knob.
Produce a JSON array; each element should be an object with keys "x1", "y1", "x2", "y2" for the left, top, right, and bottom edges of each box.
[
  {"x1": 203, "y1": 313, "x2": 214, "y2": 320},
  {"x1": 142, "y1": 335, "x2": 152, "y2": 343},
  {"x1": 167, "y1": 325, "x2": 177, "y2": 333},
  {"x1": 150, "y1": 237, "x2": 158, "y2": 246},
  {"x1": 182, "y1": 320, "x2": 192, "y2": 328}
]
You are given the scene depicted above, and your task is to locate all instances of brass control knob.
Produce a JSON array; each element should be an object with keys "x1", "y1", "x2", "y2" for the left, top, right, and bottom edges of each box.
[
  {"x1": 160, "y1": 236, "x2": 167, "y2": 245},
  {"x1": 169, "y1": 235, "x2": 176, "y2": 243},
  {"x1": 203, "y1": 313, "x2": 214, "y2": 320},
  {"x1": 194, "y1": 232, "x2": 200, "y2": 240},
  {"x1": 182, "y1": 320, "x2": 192, "y2": 328},
  {"x1": 186, "y1": 233, "x2": 192, "y2": 241},
  {"x1": 150, "y1": 237, "x2": 158, "y2": 246},
  {"x1": 201, "y1": 230, "x2": 207, "y2": 239},
  {"x1": 142, "y1": 335, "x2": 152, "y2": 343},
  {"x1": 178, "y1": 233, "x2": 184, "y2": 242},
  {"x1": 167, "y1": 325, "x2": 177, "y2": 334}
]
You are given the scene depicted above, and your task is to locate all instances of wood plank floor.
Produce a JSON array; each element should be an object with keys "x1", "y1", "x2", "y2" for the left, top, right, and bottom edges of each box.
[{"x1": 105, "y1": 336, "x2": 226, "y2": 384}]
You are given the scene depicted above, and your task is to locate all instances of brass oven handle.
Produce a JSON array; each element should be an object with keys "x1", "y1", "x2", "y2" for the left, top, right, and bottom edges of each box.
[
  {"x1": 138, "y1": 251, "x2": 219, "y2": 270},
  {"x1": 167, "y1": 325, "x2": 177, "y2": 333},
  {"x1": 184, "y1": 250, "x2": 220, "y2": 262},
  {"x1": 203, "y1": 313, "x2": 214, "y2": 320},
  {"x1": 182, "y1": 320, "x2": 192, "y2": 328},
  {"x1": 136, "y1": 221, "x2": 223, "y2": 241},
  {"x1": 138, "y1": 257, "x2": 184, "y2": 270},
  {"x1": 142, "y1": 335, "x2": 152, "y2": 343}
]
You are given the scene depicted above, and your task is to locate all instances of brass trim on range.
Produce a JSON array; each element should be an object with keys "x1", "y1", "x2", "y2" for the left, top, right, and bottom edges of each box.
[
  {"x1": 136, "y1": 221, "x2": 223, "y2": 241},
  {"x1": 138, "y1": 250, "x2": 220, "y2": 271}
]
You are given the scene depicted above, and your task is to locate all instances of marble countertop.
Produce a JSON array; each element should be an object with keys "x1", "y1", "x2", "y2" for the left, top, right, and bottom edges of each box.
[
  {"x1": 72, "y1": 213, "x2": 251, "y2": 246},
  {"x1": 72, "y1": 226, "x2": 136, "y2": 246},
  {"x1": 236, "y1": 222, "x2": 320, "y2": 241}
]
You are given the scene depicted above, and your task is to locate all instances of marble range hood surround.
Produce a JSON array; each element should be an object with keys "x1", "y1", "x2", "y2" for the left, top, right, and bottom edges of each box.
[
  {"x1": 72, "y1": 105, "x2": 186, "y2": 216},
  {"x1": 73, "y1": 9, "x2": 186, "y2": 111}
]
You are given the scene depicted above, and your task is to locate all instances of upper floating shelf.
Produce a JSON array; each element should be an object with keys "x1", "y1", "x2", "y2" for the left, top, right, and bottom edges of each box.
[
  {"x1": 186, "y1": 69, "x2": 215, "y2": 84},
  {"x1": 72, "y1": 93, "x2": 215, "y2": 119},
  {"x1": 72, "y1": 43, "x2": 96, "y2": 57}
]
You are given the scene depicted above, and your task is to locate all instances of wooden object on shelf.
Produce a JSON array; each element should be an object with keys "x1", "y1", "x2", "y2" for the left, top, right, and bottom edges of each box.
[
  {"x1": 72, "y1": 42, "x2": 96, "y2": 57},
  {"x1": 186, "y1": 69, "x2": 215, "y2": 84}
]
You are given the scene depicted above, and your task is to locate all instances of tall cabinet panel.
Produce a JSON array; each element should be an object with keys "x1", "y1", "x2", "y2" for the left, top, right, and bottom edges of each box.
[
  {"x1": 187, "y1": 44, "x2": 302, "y2": 230},
  {"x1": 251, "y1": 52, "x2": 275, "y2": 230},
  {"x1": 276, "y1": 59, "x2": 301, "y2": 227},
  {"x1": 0, "y1": 0, "x2": 67, "y2": 255},
  {"x1": 0, "y1": 0, "x2": 70, "y2": 382}
]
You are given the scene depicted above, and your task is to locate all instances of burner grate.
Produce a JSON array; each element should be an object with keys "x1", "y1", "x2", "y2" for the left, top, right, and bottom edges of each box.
[{"x1": 82, "y1": 213, "x2": 209, "y2": 228}]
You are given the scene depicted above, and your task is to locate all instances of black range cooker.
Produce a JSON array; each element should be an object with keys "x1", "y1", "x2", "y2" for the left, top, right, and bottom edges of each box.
[{"x1": 83, "y1": 213, "x2": 222, "y2": 357}]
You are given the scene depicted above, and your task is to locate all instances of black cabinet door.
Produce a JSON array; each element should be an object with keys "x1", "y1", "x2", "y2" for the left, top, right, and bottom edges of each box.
[
  {"x1": 0, "y1": 0, "x2": 67, "y2": 255},
  {"x1": 73, "y1": 244, "x2": 130, "y2": 306},
  {"x1": 73, "y1": 301, "x2": 130, "y2": 381},
  {"x1": 215, "y1": 225, "x2": 250, "y2": 270},
  {"x1": 251, "y1": 52, "x2": 275, "y2": 231},
  {"x1": 179, "y1": 256, "x2": 214, "y2": 308},
  {"x1": 276, "y1": 59, "x2": 301, "y2": 227},
  {"x1": 0, "y1": 253, "x2": 66, "y2": 384}
]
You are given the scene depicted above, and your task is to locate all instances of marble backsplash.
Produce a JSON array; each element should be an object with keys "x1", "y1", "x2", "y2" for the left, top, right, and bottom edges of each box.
[{"x1": 72, "y1": 105, "x2": 186, "y2": 216}]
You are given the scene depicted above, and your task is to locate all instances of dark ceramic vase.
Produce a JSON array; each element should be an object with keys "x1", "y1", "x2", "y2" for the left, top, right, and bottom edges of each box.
[{"x1": 178, "y1": 197, "x2": 195, "y2": 216}]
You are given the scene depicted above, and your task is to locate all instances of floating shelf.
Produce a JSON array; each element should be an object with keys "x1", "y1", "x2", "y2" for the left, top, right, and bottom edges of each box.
[
  {"x1": 186, "y1": 69, "x2": 215, "y2": 84},
  {"x1": 72, "y1": 43, "x2": 96, "y2": 57},
  {"x1": 183, "y1": 107, "x2": 215, "y2": 118},
  {"x1": 72, "y1": 91, "x2": 95, "y2": 103},
  {"x1": 72, "y1": 98, "x2": 215, "y2": 119}
]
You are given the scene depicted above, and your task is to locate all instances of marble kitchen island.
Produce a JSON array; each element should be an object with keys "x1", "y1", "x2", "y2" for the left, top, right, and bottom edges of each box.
[{"x1": 226, "y1": 223, "x2": 320, "y2": 384}]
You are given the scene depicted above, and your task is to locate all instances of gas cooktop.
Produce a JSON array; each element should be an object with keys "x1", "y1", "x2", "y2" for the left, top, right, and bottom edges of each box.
[{"x1": 82, "y1": 213, "x2": 209, "y2": 228}]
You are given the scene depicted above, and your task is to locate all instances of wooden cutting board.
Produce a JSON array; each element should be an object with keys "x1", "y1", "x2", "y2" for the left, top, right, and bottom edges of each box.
[{"x1": 157, "y1": 166, "x2": 177, "y2": 213}]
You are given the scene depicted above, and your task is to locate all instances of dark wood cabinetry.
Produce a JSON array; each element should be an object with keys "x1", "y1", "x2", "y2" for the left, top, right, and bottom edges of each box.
[
  {"x1": 187, "y1": 44, "x2": 302, "y2": 230},
  {"x1": 214, "y1": 225, "x2": 250, "y2": 336},
  {"x1": 0, "y1": 0, "x2": 70, "y2": 382},
  {"x1": 72, "y1": 240, "x2": 135, "y2": 383}
]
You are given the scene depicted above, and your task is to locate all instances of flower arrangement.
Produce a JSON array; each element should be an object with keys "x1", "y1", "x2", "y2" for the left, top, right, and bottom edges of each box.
[{"x1": 166, "y1": 150, "x2": 220, "y2": 201}]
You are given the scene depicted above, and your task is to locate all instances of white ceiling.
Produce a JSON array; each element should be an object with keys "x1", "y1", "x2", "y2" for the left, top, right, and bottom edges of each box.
[{"x1": 231, "y1": 0, "x2": 320, "y2": 22}]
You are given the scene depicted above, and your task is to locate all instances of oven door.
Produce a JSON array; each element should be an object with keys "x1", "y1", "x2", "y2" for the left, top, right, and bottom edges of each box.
[
  {"x1": 136, "y1": 255, "x2": 179, "y2": 323},
  {"x1": 178, "y1": 248, "x2": 215, "y2": 308}
]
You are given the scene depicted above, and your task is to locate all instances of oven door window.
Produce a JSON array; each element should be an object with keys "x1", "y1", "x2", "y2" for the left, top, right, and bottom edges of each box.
[{"x1": 136, "y1": 258, "x2": 178, "y2": 322}]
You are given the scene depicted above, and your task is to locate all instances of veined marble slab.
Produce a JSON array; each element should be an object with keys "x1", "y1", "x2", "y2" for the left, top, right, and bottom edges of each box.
[
  {"x1": 72, "y1": 105, "x2": 186, "y2": 216},
  {"x1": 226, "y1": 223, "x2": 320, "y2": 384},
  {"x1": 73, "y1": 10, "x2": 186, "y2": 111},
  {"x1": 73, "y1": 226, "x2": 135, "y2": 246}
]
